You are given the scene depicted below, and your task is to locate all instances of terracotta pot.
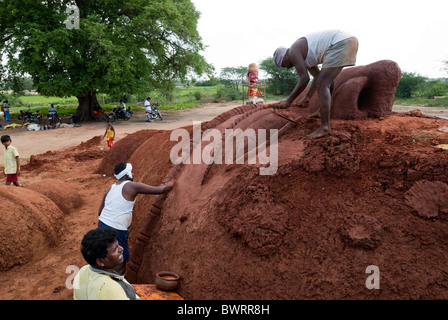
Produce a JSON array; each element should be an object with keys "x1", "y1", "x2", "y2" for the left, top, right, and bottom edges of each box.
[{"x1": 155, "y1": 271, "x2": 180, "y2": 291}]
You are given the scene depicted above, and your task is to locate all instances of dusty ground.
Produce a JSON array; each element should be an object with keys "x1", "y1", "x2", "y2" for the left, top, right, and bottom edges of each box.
[
  {"x1": 0, "y1": 102, "x2": 447, "y2": 300},
  {"x1": 0, "y1": 101, "x2": 241, "y2": 300},
  {"x1": 0, "y1": 102, "x2": 243, "y2": 166}
]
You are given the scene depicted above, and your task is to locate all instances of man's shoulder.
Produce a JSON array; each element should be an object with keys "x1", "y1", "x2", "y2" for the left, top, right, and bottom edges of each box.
[{"x1": 74, "y1": 266, "x2": 129, "y2": 300}]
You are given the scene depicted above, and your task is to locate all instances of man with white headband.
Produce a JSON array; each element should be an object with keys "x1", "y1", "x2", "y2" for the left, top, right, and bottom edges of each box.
[
  {"x1": 98, "y1": 162, "x2": 174, "y2": 275},
  {"x1": 273, "y1": 30, "x2": 358, "y2": 139}
]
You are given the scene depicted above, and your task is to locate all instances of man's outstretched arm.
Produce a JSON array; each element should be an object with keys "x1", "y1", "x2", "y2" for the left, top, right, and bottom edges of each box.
[{"x1": 123, "y1": 181, "x2": 174, "y2": 201}]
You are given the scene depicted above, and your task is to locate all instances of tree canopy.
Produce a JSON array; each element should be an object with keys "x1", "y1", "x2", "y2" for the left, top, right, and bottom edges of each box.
[
  {"x1": 259, "y1": 57, "x2": 298, "y2": 96},
  {"x1": 0, "y1": 0, "x2": 212, "y2": 120}
]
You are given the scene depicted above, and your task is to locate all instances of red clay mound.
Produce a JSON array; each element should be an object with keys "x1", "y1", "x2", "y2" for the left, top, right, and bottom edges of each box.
[
  {"x1": 405, "y1": 180, "x2": 448, "y2": 218},
  {"x1": 97, "y1": 61, "x2": 448, "y2": 299},
  {"x1": 97, "y1": 130, "x2": 172, "y2": 176},
  {"x1": 118, "y1": 105, "x2": 448, "y2": 299},
  {"x1": 0, "y1": 186, "x2": 65, "y2": 272},
  {"x1": 28, "y1": 179, "x2": 82, "y2": 215}
]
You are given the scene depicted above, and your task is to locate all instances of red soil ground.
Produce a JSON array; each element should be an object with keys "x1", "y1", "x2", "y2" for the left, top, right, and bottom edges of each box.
[{"x1": 1, "y1": 102, "x2": 448, "y2": 300}]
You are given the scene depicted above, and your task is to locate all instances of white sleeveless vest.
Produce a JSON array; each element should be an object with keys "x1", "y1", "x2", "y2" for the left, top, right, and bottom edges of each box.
[
  {"x1": 304, "y1": 30, "x2": 353, "y2": 68},
  {"x1": 99, "y1": 181, "x2": 136, "y2": 230}
]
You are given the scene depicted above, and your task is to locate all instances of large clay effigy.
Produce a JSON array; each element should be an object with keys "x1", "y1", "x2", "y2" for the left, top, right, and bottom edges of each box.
[
  {"x1": 293, "y1": 59, "x2": 402, "y2": 119},
  {"x1": 125, "y1": 60, "x2": 402, "y2": 283},
  {"x1": 104, "y1": 61, "x2": 448, "y2": 300}
]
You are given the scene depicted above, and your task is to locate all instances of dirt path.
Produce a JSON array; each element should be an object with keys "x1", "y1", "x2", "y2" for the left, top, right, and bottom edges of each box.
[
  {"x1": 0, "y1": 102, "x2": 243, "y2": 165},
  {"x1": 391, "y1": 104, "x2": 448, "y2": 118},
  {"x1": 0, "y1": 101, "x2": 247, "y2": 300},
  {"x1": 1, "y1": 103, "x2": 446, "y2": 166}
]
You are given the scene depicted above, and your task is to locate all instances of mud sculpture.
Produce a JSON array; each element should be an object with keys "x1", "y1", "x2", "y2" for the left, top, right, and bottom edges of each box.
[
  {"x1": 114, "y1": 60, "x2": 448, "y2": 300},
  {"x1": 294, "y1": 59, "x2": 401, "y2": 120}
]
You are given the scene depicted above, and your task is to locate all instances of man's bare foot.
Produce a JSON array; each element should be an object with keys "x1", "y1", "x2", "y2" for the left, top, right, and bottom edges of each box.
[{"x1": 307, "y1": 126, "x2": 330, "y2": 139}]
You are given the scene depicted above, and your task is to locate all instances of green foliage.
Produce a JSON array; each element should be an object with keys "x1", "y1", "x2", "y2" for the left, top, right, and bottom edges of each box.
[
  {"x1": 195, "y1": 76, "x2": 218, "y2": 87},
  {"x1": 0, "y1": 93, "x2": 23, "y2": 107},
  {"x1": 18, "y1": 95, "x2": 78, "y2": 106},
  {"x1": 259, "y1": 57, "x2": 298, "y2": 96},
  {"x1": 215, "y1": 86, "x2": 241, "y2": 101},
  {"x1": 396, "y1": 72, "x2": 427, "y2": 98},
  {"x1": 219, "y1": 66, "x2": 247, "y2": 90},
  {"x1": 420, "y1": 81, "x2": 448, "y2": 99},
  {"x1": 0, "y1": 0, "x2": 212, "y2": 116},
  {"x1": 394, "y1": 96, "x2": 448, "y2": 108}
]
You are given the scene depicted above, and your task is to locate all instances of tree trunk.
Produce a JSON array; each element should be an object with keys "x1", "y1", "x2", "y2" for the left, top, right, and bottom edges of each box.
[{"x1": 76, "y1": 92, "x2": 100, "y2": 122}]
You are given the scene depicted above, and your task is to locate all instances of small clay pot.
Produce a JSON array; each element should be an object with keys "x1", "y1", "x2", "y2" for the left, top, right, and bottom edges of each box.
[{"x1": 155, "y1": 271, "x2": 180, "y2": 291}]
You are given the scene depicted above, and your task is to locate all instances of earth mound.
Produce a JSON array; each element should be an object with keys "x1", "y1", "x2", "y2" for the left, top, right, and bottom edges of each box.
[
  {"x1": 101, "y1": 96, "x2": 448, "y2": 299},
  {"x1": 97, "y1": 61, "x2": 447, "y2": 299},
  {"x1": 28, "y1": 179, "x2": 83, "y2": 215},
  {"x1": 0, "y1": 186, "x2": 65, "y2": 272}
]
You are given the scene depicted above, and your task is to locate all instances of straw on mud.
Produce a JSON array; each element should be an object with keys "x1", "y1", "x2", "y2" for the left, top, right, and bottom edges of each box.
[
  {"x1": 271, "y1": 109, "x2": 308, "y2": 125},
  {"x1": 260, "y1": 103, "x2": 308, "y2": 125}
]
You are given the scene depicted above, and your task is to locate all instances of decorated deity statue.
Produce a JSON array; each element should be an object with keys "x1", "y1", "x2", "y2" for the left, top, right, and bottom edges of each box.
[{"x1": 246, "y1": 63, "x2": 263, "y2": 104}]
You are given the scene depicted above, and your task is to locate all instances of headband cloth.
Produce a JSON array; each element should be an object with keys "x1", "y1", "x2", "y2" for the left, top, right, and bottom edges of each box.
[{"x1": 115, "y1": 163, "x2": 132, "y2": 180}]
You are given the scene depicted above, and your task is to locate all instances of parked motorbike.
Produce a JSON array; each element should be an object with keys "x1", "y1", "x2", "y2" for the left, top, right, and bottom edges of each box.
[
  {"x1": 19, "y1": 107, "x2": 42, "y2": 124},
  {"x1": 145, "y1": 102, "x2": 163, "y2": 122},
  {"x1": 109, "y1": 106, "x2": 133, "y2": 122},
  {"x1": 48, "y1": 110, "x2": 62, "y2": 127}
]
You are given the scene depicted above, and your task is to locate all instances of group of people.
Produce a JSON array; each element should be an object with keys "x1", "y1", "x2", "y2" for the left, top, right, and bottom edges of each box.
[
  {"x1": 2, "y1": 29, "x2": 359, "y2": 299},
  {"x1": 74, "y1": 29, "x2": 358, "y2": 300},
  {"x1": 101, "y1": 97, "x2": 153, "y2": 148}
]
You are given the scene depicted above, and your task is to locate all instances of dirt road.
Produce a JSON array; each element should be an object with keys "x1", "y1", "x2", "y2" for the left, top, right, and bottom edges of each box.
[
  {"x1": 0, "y1": 102, "x2": 243, "y2": 165},
  {"x1": 1, "y1": 103, "x2": 447, "y2": 166}
]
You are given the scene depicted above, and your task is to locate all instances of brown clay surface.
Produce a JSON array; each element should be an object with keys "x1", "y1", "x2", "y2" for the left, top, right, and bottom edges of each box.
[{"x1": 0, "y1": 101, "x2": 448, "y2": 300}]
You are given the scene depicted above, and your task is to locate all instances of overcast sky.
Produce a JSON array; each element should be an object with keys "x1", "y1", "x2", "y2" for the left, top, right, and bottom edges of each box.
[{"x1": 191, "y1": 0, "x2": 448, "y2": 79}]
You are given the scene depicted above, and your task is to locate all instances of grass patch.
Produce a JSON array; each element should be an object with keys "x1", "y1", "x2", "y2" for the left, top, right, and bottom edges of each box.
[
  {"x1": 394, "y1": 97, "x2": 448, "y2": 108},
  {"x1": 19, "y1": 95, "x2": 78, "y2": 106},
  {"x1": 3, "y1": 86, "x2": 284, "y2": 120}
]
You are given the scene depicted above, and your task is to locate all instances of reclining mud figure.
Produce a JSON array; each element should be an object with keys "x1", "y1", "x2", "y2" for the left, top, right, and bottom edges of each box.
[{"x1": 292, "y1": 59, "x2": 402, "y2": 120}]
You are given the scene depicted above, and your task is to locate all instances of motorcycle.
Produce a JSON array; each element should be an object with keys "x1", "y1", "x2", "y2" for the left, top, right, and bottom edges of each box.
[
  {"x1": 48, "y1": 111, "x2": 62, "y2": 127},
  {"x1": 19, "y1": 107, "x2": 42, "y2": 124},
  {"x1": 109, "y1": 106, "x2": 133, "y2": 122},
  {"x1": 145, "y1": 102, "x2": 163, "y2": 122}
]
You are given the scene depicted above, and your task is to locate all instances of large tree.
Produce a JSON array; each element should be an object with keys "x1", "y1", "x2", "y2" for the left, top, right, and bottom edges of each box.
[
  {"x1": 259, "y1": 57, "x2": 300, "y2": 96},
  {"x1": 0, "y1": 0, "x2": 211, "y2": 120},
  {"x1": 219, "y1": 66, "x2": 247, "y2": 91}
]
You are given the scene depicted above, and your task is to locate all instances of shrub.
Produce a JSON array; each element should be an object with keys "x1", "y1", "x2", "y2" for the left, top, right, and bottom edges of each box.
[
  {"x1": 396, "y1": 72, "x2": 427, "y2": 98},
  {"x1": 422, "y1": 81, "x2": 448, "y2": 99}
]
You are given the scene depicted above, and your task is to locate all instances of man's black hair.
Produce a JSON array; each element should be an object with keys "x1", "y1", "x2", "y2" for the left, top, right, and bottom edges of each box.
[
  {"x1": 81, "y1": 228, "x2": 118, "y2": 266},
  {"x1": 1, "y1": 135, "x2": 11, "y2": 143},
  {"x1": 114, "y1": 162, "x2": 127, "y2": 175}
]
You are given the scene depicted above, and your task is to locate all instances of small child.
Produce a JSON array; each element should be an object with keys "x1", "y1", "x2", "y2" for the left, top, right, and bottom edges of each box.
[
  {"x1": 103, "y1": 121, "x2": 115, "y2": 148},
  {"x1": 1, "y1": 135, "x2": 20, "y2": 186}
]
